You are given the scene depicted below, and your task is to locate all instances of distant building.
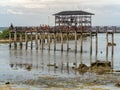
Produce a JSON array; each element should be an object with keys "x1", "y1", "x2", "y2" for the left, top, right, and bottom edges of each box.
[{"x1": 53, "y1": 10, "x2": 94, "y2": 32}]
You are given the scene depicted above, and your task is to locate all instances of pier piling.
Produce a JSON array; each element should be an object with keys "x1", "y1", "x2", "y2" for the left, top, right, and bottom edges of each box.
[
  {"x1": 54, "y1": 33, "x2": 56, "y2": 51},
  {"x1": 90, "y1": 32, "x2": 92, "y2": 55},
  {"x1": 106, "y1": 32, "x2": 108, "y2": 62},
  {"x1": 48, "y1": 33, "x2": 50, "y2": 50},
  {"x1": 35, "y1": 32, "x2": 38, "y2": 50},
  {"x1": 80, "y1": 33, "x2": 83, "y2": 53},
  {"x1": 25, "y1": 32, "x2": 28, "y2": 50},
  {"x1": 75, "y1": 31, "x2": 77, "y2": 53},
  {"x1": 61, "y1": 32, "x2": 63, "y2": 51},
  {"x1": 67, "y1": 33, "x2": 69, "y2": 52},
  {"x1": 9, "y1": 32, "x2": 12, "y2": 48},
  {"x1": 19, "y1": 33, "x2": 23, "y2": 49},
  {"x1": 95, "y1": 30, "x2": 98, "y2": 61},
  {"x1": 111, "y1": 31, "x2": 114, "y2": 71},
  {"x1": 14, "y1": 31, "x2": 17, "y2": 49},
  {"x1": 31, "y1": 32, "x2": 33, "y2": 50}
]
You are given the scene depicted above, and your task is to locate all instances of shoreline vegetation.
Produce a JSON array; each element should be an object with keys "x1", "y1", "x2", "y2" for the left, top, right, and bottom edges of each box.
[{"x1": 0, "y1": 28, "x2": 9, "y2": 43}]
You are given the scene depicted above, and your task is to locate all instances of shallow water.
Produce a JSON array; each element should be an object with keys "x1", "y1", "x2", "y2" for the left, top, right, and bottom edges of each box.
[{"x1": 0, "y1": 33, "x2": 120, "y2": 89}]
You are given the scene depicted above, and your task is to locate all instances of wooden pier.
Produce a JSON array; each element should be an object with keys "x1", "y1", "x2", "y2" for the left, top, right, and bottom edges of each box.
[{"x1": 8, "y1": 11, "x2": 117, "y2": 72}]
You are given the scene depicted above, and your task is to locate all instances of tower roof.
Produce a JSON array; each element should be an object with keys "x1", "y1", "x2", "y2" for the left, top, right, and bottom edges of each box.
[{"x1": 53, "y1": 10, "x2": 94, "y2": 16}]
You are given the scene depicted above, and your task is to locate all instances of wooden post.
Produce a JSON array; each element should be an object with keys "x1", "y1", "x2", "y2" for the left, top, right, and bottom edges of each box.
[
  {"x1": 61, "y1": 32, "x2": 63, "y2": 51},
  {"x1": 48, "y1": 33, "x2": 50, "y2": 50},
  {"x1": 50, "y1": 34, "x2": 52, "y2": 43},
  {"x1": 42, "y1": 33, "x2": 44, "y2": 50},
  {"x1": 67, "y1": 33, "x2": 69, "y2": 52},
  {"x1": 111, "y1": 32, "x2": 114, "y2": 71},
  {"x1": 90, "y1": 32, "x2": 92, "y2": 55},
  {"x1": 9, "y1": 32, "x2": 12, "y2": 48},
  {"x1": 14, "y1": 31, "x2": 17, "y2": 49},
  {"x1": 89, "y1": 32, "x2": 92, "y2": 70},
  {"x1": 47, "y1": 33, "x2": 49, "y2": 43},
  {"x1": 19, "y1": 33, "x2": 23, "y2": 49},
  {"x1": 112, "y1": 32, "x2": 114, "y2": 56},
  {"x1": 43, "y1": 33, "x2": 45, "y2": 43},
  {"x1": 25, "y1": 32, "x2": 28, "y2": 50},
  {"x1": 54, "y1": 33, "x2": 56, "y2": 51},
  {"x1": 31, "y1": 32, "x2": 33, "y2": 50},
  {"x1": 106, "y1": 32, "x2": 108, "y2": 62},
  {"x1": 36, "y1": 32, "x2": 38, "y2": 50},
  {"x1": 41, "y1": 33, "x2": 43, "y2": 50},
  {"x1": 95, "y1": 28, "x2": 98, "y2": 61},
  {"x1": 39, "y1": 33, "x2": 41, "y2": 44},
  {"x1": 80, "y1": 33, "x2": 83, "y2": 53},
  {"x1": 75, "y1": 31, "x2": 77, "y2": 53}
]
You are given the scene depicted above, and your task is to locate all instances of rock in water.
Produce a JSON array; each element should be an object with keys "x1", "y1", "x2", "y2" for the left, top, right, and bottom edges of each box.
[
  {"x1": 90, "y1": 60, "x2": 112, "y2": 74},
  {"x1": 25, "y1": 64, "x2": 32, "y2": 71},
  {"x1": 77, "y1": 64, "x2": 89, "y2": 73},
  {"x1": 115, "y1": 83, "x2": 120, "y2": 87},
  {"x1": 5, "y1": 82, "x2": 10, "y2": 85}
]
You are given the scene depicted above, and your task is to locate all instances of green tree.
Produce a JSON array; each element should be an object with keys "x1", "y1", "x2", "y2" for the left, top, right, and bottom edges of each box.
[{"x1": 0, "y1": 29, "x2": 9, "y2": 39}]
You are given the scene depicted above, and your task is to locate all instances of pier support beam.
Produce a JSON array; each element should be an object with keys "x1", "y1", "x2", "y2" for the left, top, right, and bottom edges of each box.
[
  {"x1": 39, "y1": 33, "x2": 41, "y2": 44},
  {"x1": 111, "y1": 32, "x2": 114, "y2": 57},
  {"x1": 111, "y1": 32, "x2": 114, "y2": 71},
  {"x1": 80, "y1": 33, "x2": 83, "y2": 53},
  {"x1": 106, "y1": 32, "x2": 108, "y2": 62},
  {"x1": 41, "y1": 33, "x2": 44, "y2": 50},
  {"x1": 54, "y1": 33, "x2": 56, "y2": 51},
  {"x1": 75, "y1": 31, "x2": 77, "y2": 53},
  {"x1": 25, "y1": 32, "x2": 28, "y2": 50},
  {"x1": 90, "y1": 32, "x2": 92, "y2": 55},
  {"x1": 14, "y1": 31, "x2": 17, "y2": 49},
  {"x1": 67, "y1": 33, "x2": 69, "y2": 52},
  {"x1": 95, "y1": 32, "x2": 98, "y2": 61},
  {"x1": 90, "y1": 32, "x2": 93, "y2": 68},
  {"x1": 9, "y1": 32, "x2": 12, "y2": 48},
  {"x1": 19, "y1": 33, "x2": 23, "y2": 49},
  {"x1": 61, "y1": 32, "x2": 63, "y2": 51},
  {"x1": 31, "y1": 32, "x2": 33, "y2": 50},
  {"x1": 48, "y1": 33, "x2": 50, "y2": 50},
  {"x1": 35, "y1": 32, "x2": 38, "y2": 50}
]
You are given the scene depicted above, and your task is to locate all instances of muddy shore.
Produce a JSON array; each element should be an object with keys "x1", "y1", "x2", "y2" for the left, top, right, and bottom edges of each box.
[
  {"x1": 0, "y1": 39, "x2": 10, "y2": 43},
  {"x1": 1, "y1": 72, "x2": 120, "y2": 90}
]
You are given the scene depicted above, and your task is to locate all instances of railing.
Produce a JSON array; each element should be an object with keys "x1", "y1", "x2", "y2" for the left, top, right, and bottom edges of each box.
[{"x1": 9, "y1": 26, "x2": 120, "y2": 33}]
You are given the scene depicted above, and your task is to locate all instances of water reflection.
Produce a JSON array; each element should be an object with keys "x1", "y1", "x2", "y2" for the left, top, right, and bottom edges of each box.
[
  {"x1": 61, "y1": 51, "x2": 63, "y2": 73},
  {"x1": 8, "y1": 34, "x2": 117, "y2": 75},
  {"x1": 54, "y1": 51, "x2": 57, "y2": 73},
  {"x1": 66, "y1": 51, "x2": 69, "y2": 74}
]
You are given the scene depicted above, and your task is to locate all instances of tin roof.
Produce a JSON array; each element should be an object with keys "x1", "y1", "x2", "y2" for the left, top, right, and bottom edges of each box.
[{"x1": 54, "y1": 11, "x2": 94, "y2": 16}]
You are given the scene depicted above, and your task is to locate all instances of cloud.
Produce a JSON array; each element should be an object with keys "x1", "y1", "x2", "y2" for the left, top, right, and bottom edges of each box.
[
  {"x1": 0, "y1": 0, "x2": 120, "y2": 26},
  {"x1": 7, "y1": 9, "x2": 23, "y2": 15},
  {"x1": 0, "y1": 0, "x2": 120, "y2": 14},
  {"x1": 0, "y1": 0, "x2": 55, "y2": 8}
]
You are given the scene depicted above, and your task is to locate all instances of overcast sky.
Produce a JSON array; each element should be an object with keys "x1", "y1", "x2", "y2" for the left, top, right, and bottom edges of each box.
[{"x1": 0, "y1": 0, "x2": 120, "y2": 27}]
